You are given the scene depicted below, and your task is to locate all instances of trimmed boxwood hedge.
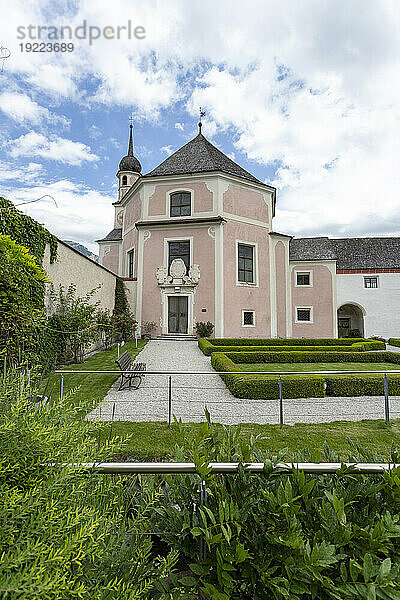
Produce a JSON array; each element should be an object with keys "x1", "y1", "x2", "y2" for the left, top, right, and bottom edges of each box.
[
  {"x1": 199, "y1": 340, "x2": 384, "y2": 356},
  {"x1": 211, "y1": 352, "x2": 325, "y2": 399},
  {"x1": 212, "y1": 350, "x2": 400, "y2": 399},
  {"x1": 389, "y1": 338, "x2": 400, "y2": 348},
  {"x1": 208, "y1": 337, "x2": 368, "y2": 346},
  {"x1": 199, "y1": 338, "x2": 385, "y2": 356}
]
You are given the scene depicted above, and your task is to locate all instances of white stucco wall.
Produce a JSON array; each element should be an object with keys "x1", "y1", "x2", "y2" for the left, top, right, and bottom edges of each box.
[
  {"x1": 43, "y1": 241, "x2": 117, "y2": 313},
  {"x1": 337, "y1": 272, "x2": 400, "y2": 338}
]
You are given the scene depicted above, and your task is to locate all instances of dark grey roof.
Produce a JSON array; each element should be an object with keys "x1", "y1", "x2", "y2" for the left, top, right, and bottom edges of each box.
[
  {"x1": 96, "y1": 228, "x2": 122, "y2": 243},
  {"x1": 290, "y1": 236, "x2": 400, "y2": 269},
  {"x1": 145, "y1": 133, "x2": 265, "y2": 185}
]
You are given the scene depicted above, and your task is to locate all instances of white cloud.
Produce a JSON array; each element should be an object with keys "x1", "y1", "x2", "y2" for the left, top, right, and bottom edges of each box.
[
  {"x1": 175, "y1": 122, "x2": 184, "y2": 131},
  {"x1": 0, "y1": 92, "x2": 69, "y2": 127},
  {"x1": 0, "y1": 160, "x2": 43, "y2": 183},
  {"x1": 1, "y1": 0, "x2": 400, "y2": 237},
  {"x1": 161, "y1": 145, "x2": 174, "y2": 156},
  {"x1": 9, "y1": 132, "x2": 98, "y2": 165},
  {"x1": 4, "y1": 179, "x2": 115, "y2": 253}
]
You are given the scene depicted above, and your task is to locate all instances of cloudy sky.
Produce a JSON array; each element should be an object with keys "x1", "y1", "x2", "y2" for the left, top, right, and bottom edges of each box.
[{"x1": 0, "y1": 0, "x2": 399, "y2": 253}]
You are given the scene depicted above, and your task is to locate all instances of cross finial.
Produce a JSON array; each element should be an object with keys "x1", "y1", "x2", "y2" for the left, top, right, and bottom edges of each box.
[
  {"x1": 198, "y1": 107, "x2": 205, "y2": 134},
  {"x1": 129, "y1": 113, "x2": 134, "y2": 127}
]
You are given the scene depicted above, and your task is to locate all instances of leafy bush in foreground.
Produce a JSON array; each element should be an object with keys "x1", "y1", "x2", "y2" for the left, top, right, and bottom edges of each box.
[
  {"x1": 147, "y1": 417, "x2": 400, "y2": 600},
  {"x1": 0, "y1": 370, "x2": 179, "y2": 599}
]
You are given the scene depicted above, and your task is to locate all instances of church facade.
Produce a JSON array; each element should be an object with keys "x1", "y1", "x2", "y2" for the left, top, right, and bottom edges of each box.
[{"x1": 97, "y1": 124, "x2": 400, "y2": 339}]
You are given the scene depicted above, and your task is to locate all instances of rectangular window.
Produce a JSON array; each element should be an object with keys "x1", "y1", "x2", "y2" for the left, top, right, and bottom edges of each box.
[
  {"x1": 364, "y1": 276, "x2": 378, "y2": 288},
  {"x1": 170, "y1": 192, "x2": 191, "y2": 217},
  {"x1": 168, "y1": 240, "x2": 190, "y2": 272},
  {"x1": 127, "y1": 249, "x2": 134, "y2": 278},
  {"x1": 238, "y1": 244, "x2": 254, "y2": 283},
  {"x1": 242, "y1": 310, "x2": 255, "y2": 326},
  {"x1": 296, "y1": 272, "x2": 311, "y2": 286},
  {"x1": 296, "y1": 307, "x2": 311, "y2": 322}
]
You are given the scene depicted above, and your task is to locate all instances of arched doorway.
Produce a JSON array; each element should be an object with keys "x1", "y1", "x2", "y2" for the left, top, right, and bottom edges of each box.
[{"x1": 337, "y1": 303, "x2": 365, "y2": 337}]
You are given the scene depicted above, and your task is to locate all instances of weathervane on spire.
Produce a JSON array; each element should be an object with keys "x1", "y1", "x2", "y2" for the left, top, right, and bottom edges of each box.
[
  {"x1": 198, "y1": 107, "x2": 205, "y2": 134},
  {"x1": 129, "y1": 113, "x2": 134, "y2": 127}
]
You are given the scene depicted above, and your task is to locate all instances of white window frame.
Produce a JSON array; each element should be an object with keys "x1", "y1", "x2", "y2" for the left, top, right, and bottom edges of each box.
[
  {"x1": 167, "y1": 189, "x2": 193, "y2": 218},
  {"x1": 236, "y1": 240, "x2": 259, "y2": 287},
  {"x1": 295, "y1": 306, "x2": 313, "y2": 323},
  {"x1": 126, "y1": 246, "x2": 135, "y2": 278},
  {"x1": 363, "y1": 276, "x2": 379, "y2": 289},
  {"x1": 242, "y1": 310, "x2": 256, "y2": 327},
  {"x1": 163, "y1": 236, "x2": 193, "y2": 270},
  {"x1": 295, "y1": 270, "x2": 313, "y2": 287}
]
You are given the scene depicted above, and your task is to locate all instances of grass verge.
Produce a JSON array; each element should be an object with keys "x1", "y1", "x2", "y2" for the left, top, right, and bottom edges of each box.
[
  {"x1": 97, "y1": 418, "x2": 400, "y2": 462},
  {"x1": 41, "y1": 340, "x2": 147, "y2": 412}
]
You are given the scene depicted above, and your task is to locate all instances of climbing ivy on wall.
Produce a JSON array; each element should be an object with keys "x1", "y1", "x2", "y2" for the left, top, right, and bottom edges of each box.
[{"x1": 0, "y1": 196, "x2": 57, "y2": 264}]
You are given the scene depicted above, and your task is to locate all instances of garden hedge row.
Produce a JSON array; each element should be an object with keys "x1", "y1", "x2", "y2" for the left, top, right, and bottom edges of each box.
[
  {"x1": 223, "y1": 350, "x2": 399, "y2": 364},
  {"x1": 198, "y1": 339, "x2": 384, "y2": 355},
  {"x1": 212, "y1": 350, "x2": 400, "y2": 399},
  {"x1": 208, "y1": 337, "x2": 368, "y2": 346},
  {"x1": 389, "y1": 338, "x2": 400, "y2": 348},
  {"x1": 211, "y1": 352, "x2": 325, "y2": 399}
]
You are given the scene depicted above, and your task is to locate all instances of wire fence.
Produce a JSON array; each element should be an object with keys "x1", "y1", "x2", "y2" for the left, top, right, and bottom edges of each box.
[{"x1": 54, "y1": 368, "x2": 400, "y2": 427}]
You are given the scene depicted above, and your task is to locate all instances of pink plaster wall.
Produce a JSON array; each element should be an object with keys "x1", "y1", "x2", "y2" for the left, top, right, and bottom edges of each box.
[
  {"x1": 223, "y1": 185, "x2": 269, "y2": 223},
  {"x1": 121, "y1": 229, "x2": 138, "y2": 277},
  {"x1": 148, "y1": 183, "x2": 213, "y2": 217},
  {"x1": 101, "y1": 244, "x2": 119, "y2": 274},
  {"x1": 124, "y1": 192, "x2": 141, "y2": 230},
  {"x1": 275, "y1": 242, "x2": 287, "y2": 337},
  {"x1": 223, "y1": 219, "x2": 270, "y2": 337},
  {"x1": 291, "y1": 264, "x2": 334, "y2": 338},
  {"x1": 140, "y1": 226, "x2": 215, "y2": 336}
]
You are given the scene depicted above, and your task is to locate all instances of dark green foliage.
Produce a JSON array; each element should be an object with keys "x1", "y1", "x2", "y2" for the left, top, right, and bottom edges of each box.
[
  {"x1": 147, "y1": 418, "x2": 400, "y2": 599},
  {"x1": 0, "y1": 369, "x2": 180, "y2": 599},
  {"x1": 211, "y1": 351, "x2": 400, "y2": 399},
  {"x1": 389, "y1": 338, "x2": 400, "y2": 348},
  {"x1": 209, "y1": 337, "x2": 368, "y2": 346},
  {"x1": 196, "y1": 321, "x2": 214, "y2": 337},
  {"x1": 198, "y1": 340, "x2": 384, "y2": 356},
  {"x1": 0, "y1": 196, "x2": 57, "y2": 264},
  {"x1": 211, "y1": 352, "x2": 325, "y2": 399},
  {"x1": 114, "y1": 277, "x2": 129, "y2": 313},
  {"x1": 325, "y1": 374, "x2": 400, "y2": 396}
]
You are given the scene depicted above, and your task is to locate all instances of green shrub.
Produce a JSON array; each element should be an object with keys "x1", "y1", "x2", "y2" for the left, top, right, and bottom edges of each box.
[
  {"x1": 224, "y1": 350, "x2": 400, "y2": 364},
  {"x1": 209, "y1": 337, "x2": 367, "y2": 346},
  {"x1": 0, "y1": 370, "x2": 179, "y2": 598},
  {"x1": 211, "y1": 352, "x2": 325, "y2": 399},
  {"x1": 389, "y1": 338, "x2": 400, "y2": 348},
  {"x1": 325, "y1": 373, "x2": 400, "y2": 396},
  {"x1": 196, "y1": 321, "x2": 214, "y2": 337},
  {"x1": 149, "y1": 419, "x2": 400, "y2": 600}
]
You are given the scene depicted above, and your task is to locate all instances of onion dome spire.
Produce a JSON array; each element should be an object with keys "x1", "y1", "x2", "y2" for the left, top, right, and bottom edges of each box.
[{"x1": 119, "y1": 121, "x2": 141, "y2": 173}]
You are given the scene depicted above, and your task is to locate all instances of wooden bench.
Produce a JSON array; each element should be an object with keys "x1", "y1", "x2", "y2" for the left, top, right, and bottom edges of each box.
[{"x1": 116, "y1": 351, "x2": 146, "y2": 390}]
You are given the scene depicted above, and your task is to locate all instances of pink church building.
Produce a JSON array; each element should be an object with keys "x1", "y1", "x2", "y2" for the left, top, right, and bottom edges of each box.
[{"x1": 97, "y1": 123, "x2": 400, "y2": 339}]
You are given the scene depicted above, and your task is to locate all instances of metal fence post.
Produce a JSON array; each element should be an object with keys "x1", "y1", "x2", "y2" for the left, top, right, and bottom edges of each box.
[
  {"x1": 384, "y1": 373, "x2": 390, "y2": 425},
  {"x1": 199, "y1": 479, "x2": 207, "y2": 561},
  {"x1": 117, "y1": 343, "x2": 120, "y2": 358},
  {"x1": 279, "y1": 375, "x2": 284, "y2": 429},
  {"x1": 168, "y1": 375, "x2": 172, "y2": 427},
  {"x1": 59, "y1": 374, "x2": 64, "y2": 400}
]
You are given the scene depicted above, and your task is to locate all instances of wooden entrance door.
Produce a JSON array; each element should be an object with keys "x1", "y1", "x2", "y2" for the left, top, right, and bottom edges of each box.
[{"x1": 168, "y1": 296, "x2": 188, "y2": 334}]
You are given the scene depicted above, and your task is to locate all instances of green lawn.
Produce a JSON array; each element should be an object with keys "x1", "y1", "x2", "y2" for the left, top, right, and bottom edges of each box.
[
  {"x1": 41, "y1": 340, "x2": 147, "y2": 412},
  {"x1": 239, "y1": 362, "x2": 400, "y2": 373},
  {"x1": 97, "y1": 419, "x2": 400, "y2": 462}
]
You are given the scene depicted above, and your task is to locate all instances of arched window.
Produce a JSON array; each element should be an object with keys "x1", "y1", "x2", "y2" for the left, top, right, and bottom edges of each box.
[
  {"x1": 122, "y1": 175, "x2": 127, "y2": 186},
  {"x1": 170, "y1": 192, "x2": 191, "y2": 217}
]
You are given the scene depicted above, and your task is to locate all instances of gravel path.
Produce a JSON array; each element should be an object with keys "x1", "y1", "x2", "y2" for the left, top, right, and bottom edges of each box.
[{"x1": 86, "y1": 341, "x2": 400, "y2": 425}]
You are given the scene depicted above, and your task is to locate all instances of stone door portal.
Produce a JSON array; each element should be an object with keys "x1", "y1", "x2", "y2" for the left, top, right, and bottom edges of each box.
[{"x1": 168, "y1": 296, "x2": 188, "y2": 334}]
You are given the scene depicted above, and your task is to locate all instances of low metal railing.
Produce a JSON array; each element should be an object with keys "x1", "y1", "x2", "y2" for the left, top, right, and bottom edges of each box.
[{"x1": 55, "y1": 368, "x2": 398, "y2": 428}]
